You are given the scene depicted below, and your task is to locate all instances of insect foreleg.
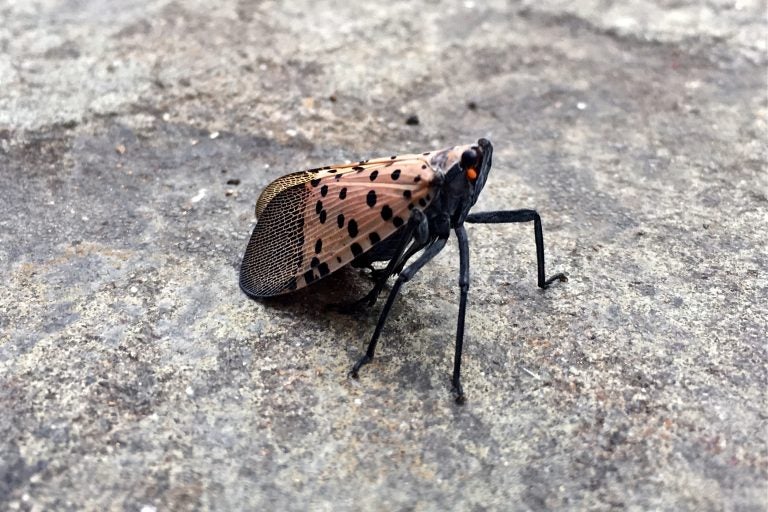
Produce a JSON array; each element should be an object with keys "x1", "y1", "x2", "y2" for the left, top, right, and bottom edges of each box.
[
  {"x1": 350, "y1": 236, "x2": 448, "y2": 379},
  {"x1": 464, "y1": 209, "x2": 567, "y2": 289}
]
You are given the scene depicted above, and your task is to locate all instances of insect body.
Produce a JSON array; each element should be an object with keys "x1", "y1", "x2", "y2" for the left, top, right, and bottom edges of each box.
[{"x1": 240, "y1": 139, "x2": 566, "y2": 403}]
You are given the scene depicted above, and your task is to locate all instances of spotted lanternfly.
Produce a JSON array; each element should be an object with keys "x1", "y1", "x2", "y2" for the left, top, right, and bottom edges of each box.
[{"x1": 240, "y1": 138, "x2": 566, "y2": 403}]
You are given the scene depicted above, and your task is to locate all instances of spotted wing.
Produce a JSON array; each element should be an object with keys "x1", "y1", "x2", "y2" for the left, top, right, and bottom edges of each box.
[{"x1": 240, "y1": 155, "x2": 437, "y2": 297}]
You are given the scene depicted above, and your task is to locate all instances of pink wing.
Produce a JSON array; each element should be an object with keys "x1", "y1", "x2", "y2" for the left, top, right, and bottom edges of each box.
[{"x1": 240, "y1": 154, "x2": 438, "y2": 297}]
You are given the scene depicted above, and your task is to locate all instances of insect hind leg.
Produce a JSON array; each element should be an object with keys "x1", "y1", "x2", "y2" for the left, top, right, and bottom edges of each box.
[
  {"x1": 464, "y1": 209, "x2": 567, "y2": 289},
  {"x1": 351, "y1": 237, "x2": 448, "y2": 379},
  {"x1": 452, "y1": 225, "x2": 470, "y2": 404},
  {"x1": 330, "y1": 283, "x2": 386, "y2": 315},
  {"x1": 330, "y1": 210, "x2": 428, "y2": 314}
]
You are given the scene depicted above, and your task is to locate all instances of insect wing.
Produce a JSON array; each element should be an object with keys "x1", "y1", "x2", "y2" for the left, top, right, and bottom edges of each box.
[{"x1": 240, "y1": 155, "x2": 436, "y2": 297}]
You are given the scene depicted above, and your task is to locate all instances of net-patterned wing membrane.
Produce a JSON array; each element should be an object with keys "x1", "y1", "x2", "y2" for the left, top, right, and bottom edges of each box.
[{"x1": 240, "y1": 155, "x2": 438, "y2": 297}]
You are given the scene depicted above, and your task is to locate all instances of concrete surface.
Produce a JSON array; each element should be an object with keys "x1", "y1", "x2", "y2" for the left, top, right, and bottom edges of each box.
[{"x1": 1, "y1": 0, "x2": 766, "y2": 510}]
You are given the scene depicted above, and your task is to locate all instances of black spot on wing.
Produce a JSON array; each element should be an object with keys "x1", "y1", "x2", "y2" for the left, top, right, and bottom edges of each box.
[
  {"x1": 369, "y1": 170, "x2": 379, "y2": 181},
  {"x1": 391, "y1": 169, "x2": 401, "y2": 180},
  {"x1": 348, "y1": 219, "x2": 358, "y2": 237},
  {"x1": 381, "y1": 205, "x2": 393, "y2": 221},
  {"x1": 366, "y1": 190, "x2": 377, "y2": 207},
  {"x1": 351, "y1": 243, "x2": 363, "y2": 257}
]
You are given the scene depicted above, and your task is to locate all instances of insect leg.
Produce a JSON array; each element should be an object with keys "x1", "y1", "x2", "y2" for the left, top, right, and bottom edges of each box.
[
  {"x1": 464, "y1": 210, "x2": 567, "y2": 289},
  {"x1": 350, "y1": 236, "x2": 448, "y2": 378},
  {"x1": 365, "y1": 209, "x2": 430, "y2": 302},
  {"x1": 390, "y1": 231, "x2": 431, "y2": 276},
  {"x1": 333, "y1": 210, "x2": 427, "y2": 312},
  {"x1": 452, "y1": 225, "x2": 470, "y2": 404}
]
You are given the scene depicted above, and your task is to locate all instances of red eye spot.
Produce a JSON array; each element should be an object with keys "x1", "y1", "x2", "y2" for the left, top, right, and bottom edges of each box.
[{"x1": 466, "y1": 167, "x2": 477, "y2": 181}]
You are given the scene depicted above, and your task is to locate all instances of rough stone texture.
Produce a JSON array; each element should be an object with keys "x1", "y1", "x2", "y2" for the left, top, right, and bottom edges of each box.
[{"x1": 1, "y1": 1, "x2": 766, "y2": 510}]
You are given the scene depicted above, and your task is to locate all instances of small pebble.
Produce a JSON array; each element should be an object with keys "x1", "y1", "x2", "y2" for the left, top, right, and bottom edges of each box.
[{"x1": 191, "y1": 189, "x2": 206, "y2": 203}]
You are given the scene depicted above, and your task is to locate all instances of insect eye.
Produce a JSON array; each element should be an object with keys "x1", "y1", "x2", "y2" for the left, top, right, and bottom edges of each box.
[
  {"x1": 461, "y1": 149, "x2": 479, "y2": 182},
  {"x1": 460, "y1": 149, "x2": 479, "y2": 170}
]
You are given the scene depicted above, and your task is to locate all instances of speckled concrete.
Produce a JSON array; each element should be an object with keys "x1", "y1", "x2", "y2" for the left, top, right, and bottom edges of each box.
[{"x1": 1, "y1": 1, "x2": 766, "y2": 510}]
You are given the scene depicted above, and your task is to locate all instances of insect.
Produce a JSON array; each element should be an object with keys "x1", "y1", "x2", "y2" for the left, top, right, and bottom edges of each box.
[{"x1": 240, "y1": 138, "x2": 566, "y2": 403}]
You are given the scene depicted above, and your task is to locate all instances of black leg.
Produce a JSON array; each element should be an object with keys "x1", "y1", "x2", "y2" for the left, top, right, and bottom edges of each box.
[
  {"x1": 452, "y1": 225, "x2": 470, "y2": 404},
  {"x1": 351, "y1": 237, "x2": 448, "y2": 378},
  {"x1": 388, "y1": 208, "x2": 431, "y2": 276},
  {"x1": 465, "y1": 209, "x2": 567, "y2": 289},
  {"x1": 331, "y1": 210, "x2": 427, "y2": 313}
]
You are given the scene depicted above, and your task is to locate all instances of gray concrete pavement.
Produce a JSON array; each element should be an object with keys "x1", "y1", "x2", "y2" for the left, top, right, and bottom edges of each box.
[{"x1": 1, "y1": 1, "x2": 766, "y2": 510}]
